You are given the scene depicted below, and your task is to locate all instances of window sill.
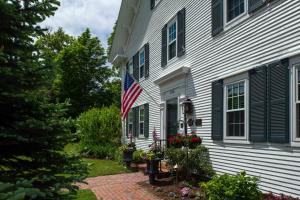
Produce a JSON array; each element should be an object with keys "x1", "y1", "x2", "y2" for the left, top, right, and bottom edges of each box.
[
  {"x1": 224, "y1": 12, "x2": 248, "y2": 32},
  {"x1": 223, "y1": 139, "x2": 251, "y2": 144},
  {"x1": 291, "y1": 142, "x2": 300, "y2": 148}
]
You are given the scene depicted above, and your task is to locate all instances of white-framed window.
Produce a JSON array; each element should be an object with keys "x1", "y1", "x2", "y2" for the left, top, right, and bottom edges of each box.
[
  {"x1": 139, "y1": 49, "x2": 145, "y2": 79},
  {"x1": 292, "y1": 64, "x2": 300, "y2": 142},
  {"x1": 127, "y1": 59, "x2": 133, "y2": 76},
  {"x1": 224, "y1": 0, "x2": 247, "y2": 24},
  {"x1": 224, "y1": 73, "x2": 249, "y2": 140},
  {"x1": 128, "y1": 110, "x2": 133, "y2": 135},
  {"x1": 168, "y1": 18, "x2": 177, "y2": 61},
  {"x1": 139, "y1": 105, "x2": 145, "y2": 137}
]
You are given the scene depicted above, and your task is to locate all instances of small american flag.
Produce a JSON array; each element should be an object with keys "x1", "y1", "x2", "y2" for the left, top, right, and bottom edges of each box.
[{"x1": 121, "y1": 72, "x2": 143, "y2": 120}]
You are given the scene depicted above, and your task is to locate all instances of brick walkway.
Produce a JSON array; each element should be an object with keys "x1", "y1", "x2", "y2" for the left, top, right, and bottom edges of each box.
[{"x1": 79, "y1": 172, "x2": 161, "y2": 200}]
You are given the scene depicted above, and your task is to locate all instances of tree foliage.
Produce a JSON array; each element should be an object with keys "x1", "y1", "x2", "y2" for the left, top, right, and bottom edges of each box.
[{"x1": 0, "y1": 0, "x2": 87, "y2": 199}]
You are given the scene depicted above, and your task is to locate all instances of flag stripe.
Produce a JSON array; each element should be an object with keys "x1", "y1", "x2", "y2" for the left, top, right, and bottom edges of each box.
[
  {"x1": 121, "y1": 72, "x2": 143, "y2": 120},
  {"x1": 123, "y1": 83, "x2": 138, "y2": 105},
  {"x1": 123, "y1": 84, "x2": 141, "y2": 108},
  {"x1": 122, "y1": 88, "x2": 142, "y2": 120}
]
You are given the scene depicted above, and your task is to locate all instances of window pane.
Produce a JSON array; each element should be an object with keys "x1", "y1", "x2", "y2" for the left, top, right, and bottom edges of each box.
[
  {"x1": 139, "y1": 51, "x2": 145, "y2": 65},
  {"x1": 168, "y1": 22, "x2": 176, "y2": 43},
  {"x1": 298, "y1": 70, "x2": 300, "y2": 83},
  {"x1": 168, "y1": 41, "x2": 176, "y2": 60},
  {"x1": 140, "y1": 123, "x2": 144, "y2": 135},
  {"x1": 228, "y1": 85, "x2": 233, "y2": 97},
  {"x1": 227, "y1": 0, "x2": 245, "y2": 22},
  {"x1": 228, "y1": 97, "x2": 233, "y2": 110},
  {"x1": 239, "y1": 95, "x2": 244, "y2": 108},
  {"x1": 239, "y1": 83, "x2": 244, "y2": 95},
  {"x1": 233, "y1": 84, "x2": 238, "y2": 96},
  {"x1": 140, "y1": 65, "x2": 144, "y2": 78},
  {"x1": 227, "y1": 110, "x2": 245, "y2": 137},
  {"x1": 129, "y1": 112, "x2": 133, "y2": 123},
  {"x1": 129, "y1": 124, "x2": 133, "y2": 133},
  {"x1": 140, "y1": 107, "x2": 144, "y2": 121},
  {"x1": 233, "y1": 96, "x2": 239, "y2": 109}
]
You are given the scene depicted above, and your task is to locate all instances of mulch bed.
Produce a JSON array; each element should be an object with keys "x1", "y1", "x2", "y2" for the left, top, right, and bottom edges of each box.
[{"x1": 139, "y1": 176, "x2": 202, "y2": 200}]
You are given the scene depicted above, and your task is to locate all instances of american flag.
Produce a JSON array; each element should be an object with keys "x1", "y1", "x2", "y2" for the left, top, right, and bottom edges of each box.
[{"x1": 121, "y1": 72, "x2": 143, "y2": 120}]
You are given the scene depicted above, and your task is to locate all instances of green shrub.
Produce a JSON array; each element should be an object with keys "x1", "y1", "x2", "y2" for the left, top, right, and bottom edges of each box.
[
  {"x1": 165, "y1": 147, "x2": 186, "y2": 168},
  {"x1": 188, "y1": 146, "x2": 215, "y2": 177},
  {"x1": 114, "y1": 149, "x2": 123, "y2": 164},
  {"x1": 133, "y1": 150, "x2": 145, "y2": 163},
  {"x1": 201, "y1": 171, "x2": 263, "y2": 200},
  {"x1": 77, "y1": 105, "x2": 121, "y2": 159}
]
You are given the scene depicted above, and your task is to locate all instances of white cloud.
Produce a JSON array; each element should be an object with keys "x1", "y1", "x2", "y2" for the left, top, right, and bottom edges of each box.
[{"x1": 41, "y1": 0, "x2": 121, "y2": 48}]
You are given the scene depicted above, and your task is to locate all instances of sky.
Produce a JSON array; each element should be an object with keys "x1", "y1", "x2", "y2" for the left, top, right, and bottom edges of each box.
[{"x1": 41, "y1": 0, "x2": 122, "y2": 48}]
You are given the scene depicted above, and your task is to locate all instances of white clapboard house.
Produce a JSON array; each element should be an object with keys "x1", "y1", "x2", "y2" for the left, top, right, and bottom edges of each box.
[{"x1": 109, "y1": 0, "x2": 300, "y2": 197}]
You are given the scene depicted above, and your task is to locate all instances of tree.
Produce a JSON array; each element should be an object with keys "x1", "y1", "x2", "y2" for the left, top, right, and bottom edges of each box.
[
  {"x1": 35, "y1": 28, "x2": 74, "y2": 99},
  {"x1": 56, "y1": 29, "x2": 112, "y2": 117},
  {"x1": 0, "y1": 1, "x2": 86, "y2": 199}
]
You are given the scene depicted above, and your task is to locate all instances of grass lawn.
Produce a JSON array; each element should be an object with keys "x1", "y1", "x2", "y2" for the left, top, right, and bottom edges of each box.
[
  {"x1": 84, "y1": 158, "x2": 131, "y2": 177},
  {"x1": 67, "y1": 189, "x2": 97, "y2": 200},
  {"x1": 64, "y1": 143, "x2": 131, "y2": 177}
]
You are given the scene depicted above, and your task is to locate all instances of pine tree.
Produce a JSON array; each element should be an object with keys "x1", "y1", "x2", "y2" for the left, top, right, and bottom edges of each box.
[{"x1": 0, "y1": 1, "x2": 87, "y2": 199}]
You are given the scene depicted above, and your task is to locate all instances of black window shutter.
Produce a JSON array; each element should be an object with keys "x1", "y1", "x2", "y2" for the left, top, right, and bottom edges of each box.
[
  {"x1": 248, "y1": 0, "x2": 266, "y2": 13},
  {"x1": 144, "y1": 43, "x2": 150, "y2": 78},
  {"x1": 133, "y1": 106, "x2": 139, "y2": 138},
  {"x1": 161, "y1": 24, "x2": 168, "y2": 67},
  {"x1": 144, "y1": 104, "x2": 150, "y2": 138},
  {"x1": 249, "y1": 65, "x2": 268, "y2": 142},
  {"x1": 268, "y1": 59, "x2": 290, "y2": 143},
  {"x1": 212, "y1": 80, "x2": 223, "y2": 141},
  {"x1": 133, "y1": 53, "x2": 139, "y2": 81},
  {"x1": 177, "y1": 8, "x2": 186, "y2": 57},
  {"x1": 150, "y1": 0, "x2": 155, "y2": 10},
  {"x1": 211, "y1": 0, "x2": 223, "y2": 36}
]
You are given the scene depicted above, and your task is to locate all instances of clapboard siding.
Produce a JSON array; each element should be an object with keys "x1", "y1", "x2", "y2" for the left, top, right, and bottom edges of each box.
[{"x1": 120, "y1": 0, "x2": 300, "y2": 196}]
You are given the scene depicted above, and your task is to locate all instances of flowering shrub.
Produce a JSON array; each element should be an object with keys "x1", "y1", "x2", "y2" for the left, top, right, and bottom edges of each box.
[{"x1": 264, "y1": 193, "x2": 300, "y2": 200}]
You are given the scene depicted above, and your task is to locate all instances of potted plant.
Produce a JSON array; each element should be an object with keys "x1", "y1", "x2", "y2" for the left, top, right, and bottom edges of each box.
[
  {"x1": 141, "y1": 143, "x2": 164, "y2": 184},
  {"x1": 120, "y1": 142, "x2": 136, "y2": 167}
]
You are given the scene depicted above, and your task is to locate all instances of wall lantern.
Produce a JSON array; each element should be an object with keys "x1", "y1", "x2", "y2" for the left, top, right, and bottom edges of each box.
[{"x1": 183, "y1": 98, "x2": 193, "y2": 115}]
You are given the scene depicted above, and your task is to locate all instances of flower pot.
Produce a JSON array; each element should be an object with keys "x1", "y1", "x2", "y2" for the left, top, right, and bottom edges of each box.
[
  {"x1": 149, "y1": 159, "x2": 160, "y2": 174},
  {"x1": 123, "y1": 151, "x2": 133, "y2": 167},
  {"x1": 149, "y1": 173, "x2": 155, "y2": 184},
  {"x1": 148, "y1": 159, "x2": 161, "y2": 185},
  {"x1": 145, "y1": 160, "x2": 150, "y2": 175}
]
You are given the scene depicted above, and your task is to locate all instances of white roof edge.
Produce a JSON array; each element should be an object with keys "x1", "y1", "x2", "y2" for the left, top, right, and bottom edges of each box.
[
  {"x1": 154, "y1": 66, "x2": 190, "y2": 85},
  {"x1": 109, "y1": 0, "x2": 139, "y2": 63}
]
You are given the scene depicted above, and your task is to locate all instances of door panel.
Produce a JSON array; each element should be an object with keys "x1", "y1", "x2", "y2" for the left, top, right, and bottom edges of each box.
[{"x1": 167, "y1": 98, "x2": 178, "y2": 137}]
